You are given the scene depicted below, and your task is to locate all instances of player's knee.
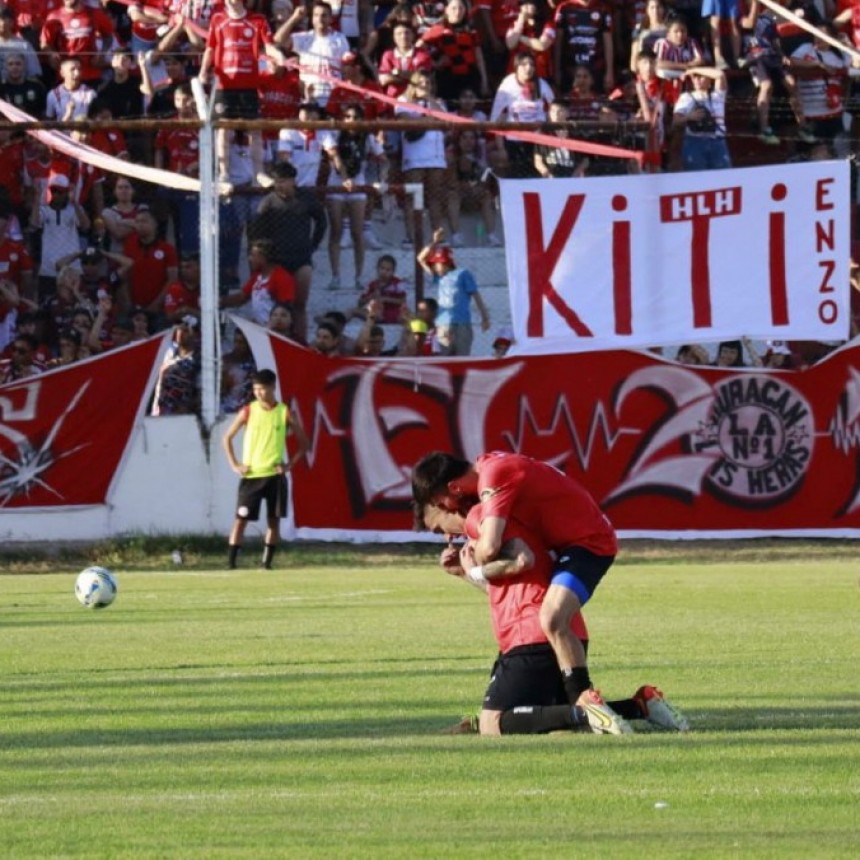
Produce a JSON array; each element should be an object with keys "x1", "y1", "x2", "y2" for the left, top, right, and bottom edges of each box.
[{"x1": 539, "y1": 600, "x2": 568, "y2": 639}]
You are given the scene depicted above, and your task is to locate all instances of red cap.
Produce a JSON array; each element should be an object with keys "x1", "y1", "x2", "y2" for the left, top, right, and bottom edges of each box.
[{"x1": 426, "y1": 245, "x2": 455, "y2": 267}]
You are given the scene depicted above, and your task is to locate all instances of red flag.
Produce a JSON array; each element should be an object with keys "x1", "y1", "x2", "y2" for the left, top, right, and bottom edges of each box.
[{"x1": 0, "y1": 335, "x2": 166, "y2": 508}]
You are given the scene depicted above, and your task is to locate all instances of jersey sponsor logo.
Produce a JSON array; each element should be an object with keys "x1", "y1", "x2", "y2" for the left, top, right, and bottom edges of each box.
[{"x1": 479, "y1": 487, "x2": 499, "y2": 501}]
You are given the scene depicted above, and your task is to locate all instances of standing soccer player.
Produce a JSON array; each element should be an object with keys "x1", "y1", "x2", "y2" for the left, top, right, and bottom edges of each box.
[
  {"x1": 198, "y1": 0, "x2": 287, "y2": 185},
  {"x1": 412, "y1": 450, "x2": 625, "y2": 733},
  {"x1": 223, "y1": 368, "x2": 309, "y2": 570}
]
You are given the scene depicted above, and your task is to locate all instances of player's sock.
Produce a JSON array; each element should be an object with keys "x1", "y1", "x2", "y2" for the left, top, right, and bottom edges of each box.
[
  {"x1": 499, "y1": 705, "x2": 578, "y2": 734},
  {"x1": 607, "y1": 698, "x2": 645, "y2": 721},
  {"x1": 227, "y1": 544, "x2": 240, "y2": 569},
  {"x1": 262, "y1": 544, "x2": 277, "y2": 569},
  {"x1": 562, "y1": 667, "x2": 592, "y2": 704}
]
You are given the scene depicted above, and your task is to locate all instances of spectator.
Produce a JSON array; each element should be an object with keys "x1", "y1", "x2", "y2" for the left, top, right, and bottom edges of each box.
[
  {"x1": 48, "y1": 326, "x2": 82, "y2": 367},
  {"x1": 312, "y1": 318, "x2": 342, "y2": 355},
  {"x1": 97, "y1": 50, "x2": 145, "y2": 124},
  {"x1": 419, "y1": 0, "x2": 489, "y2": 101},
  {"x1": 674, "y1": 343, "x2": 710, "y2": 364},
  {"x1": 788, "y1": 24, "x2": 851, "y2": 146},
  {"x1": 40, "y1": 0, "x2": 114, "y2": 86},
  {"x1": 629, "y1": 0, "x2": 669, "y2": 72},
  {"x1": 446, "y1": 128, "x2": 501, "y2": 245},
  {"x1": 197, "y1": 0, "x2": 286, "y2": 185},
  {"x1": 534, "y1": 100, "x2": 587, "y2": 177},
  {"x1": 30, "y1": 174, "x2": 90, "y2": 300},
  {"x1": 553, "y1": 0, "x2": 615, "y2": 94},
  {"x1": 353, "y1": 254, "x2": 407, "y2": 324},
  {"x1": 220, "y1": 326, "x2": 257, "y2": 415},
  {"x1": 219, "y1": 129, "x2": 261, "y2": 290},
  {"x1": 45, "y1": 58, "x2": 96, "y2": 122},
  {"x1": 379, "y1": 22, "x2": 434, "y2": 99},
  {"x1": 491, "y1": 51, "x2": 554, "y2": 178},
  {"x1": 395, "y1": 70, "x2": 448, "y2": 246},
  {"x1": 0, "y1": 201, "x2": 34, "y2": 306},
  {"x1": 671, "y1": 67, "x2": 732, "y2": 172},
  {"x1": 418, "y1": 227, "x2": 490, "y2": 356},
  {"x1": 354, "y1": 317, "x2": 392, "y2": 356},
  {"x1": 713, "y1": 339, "x2": 745, "y2": 367},
  {"x1": 127, "y1": 0, "x2": 169, "y2": 56},
  {"x1": 276, "y1": 101, "x2": 329, "y2": 187},
  {"x1": 41, "y1": 263, "x2": 90, "y2": 339},
  {"x1": 0, "y1": 50, "x2": 46, "y2": 116},
  {"x1": 277, "y1": 1, "x2": 350, "y2": 108},
  {"x1": 267, "y1": 302, "x2": 295, "y2": 339},
  {"x1": 6, "y1": 309, "x2": 52, "y2": 364},
  {"x1": 323, "y1": 104, "x2": 388, "y2": 290},
  {"x1": 761, "y1": 339, "x2": 796, "y2": 369},
  {"x1": 326, "y1": 51, "x2": 384, "y2": 121},
  {"x1": 655, "y1": 14, "x2": 704, "y2": 103},
  {"x1": 154, "y1": 83, "x2": 200, "y2": 255},
  {"x1": 0, "y1": 12, "x2": 40, "y2": 81},
  {"x1": 122, "y1": 206, "x2": 179, "y2": 319},
  {"x1": 222, "y1": 239, "x2": 296, "y2": 326},
  {"x1": 258, "y1": 56, "x2": 302, "y2": 168},
  {"x1": 100, "y1": 177, "x2": 141, "y2": 251},
  {"x1": 315, "y1": 308, "x2": 356, "y2": 355},
  {"x1": 492, "y1": 325, "x2": 514, "y2": 357},
  {"x1": 703, "y1": 0, "x2": 742, "y2": 70},
  {"x1": 505, "y1": 0, "x2": 555, "y2": 81},
  {"x1": 142, "y1": 53, "x2": 190, "y2": 117},
  {"x1": 163, "y1": 252, "x2": 202, "y2": 324},
  {"x1": 414, "y1": 295, "x2": 441, "y2": 354},
  {"x1": 249, "y1": 161, "x2": 327, "y2": 344},
  {"x1": 635, "y1": 50, "x2": 667, "y2": 171},
  {"x1": 742, "y1": 0, "x2": 804, "y2": 146},
  {"x1": 151, "y1": 316, "x2": 201, "y2": 417},
  {"x1": 0, "y1": 332, "x2": 44, "y2": 382}
]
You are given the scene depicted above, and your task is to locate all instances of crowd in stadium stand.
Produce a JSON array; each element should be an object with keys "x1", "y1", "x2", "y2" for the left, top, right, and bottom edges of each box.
[{"x1": 1, "y1": 0, "x2": 859, "y2": 400}]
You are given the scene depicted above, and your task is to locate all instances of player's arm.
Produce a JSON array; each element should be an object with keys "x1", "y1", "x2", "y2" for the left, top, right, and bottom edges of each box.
[
  {"x1": 461, "y1": 536, "x2": 534, "y2": 580},
  {"x1": 472, "y1": 514, "x2": 506, "y2": 564},
  {"x1": 222, "y1": 410, "x2": 249, "y2": 475},
  {"x1": 286, "y1": 416, "x2": 310, "y2": 470}
]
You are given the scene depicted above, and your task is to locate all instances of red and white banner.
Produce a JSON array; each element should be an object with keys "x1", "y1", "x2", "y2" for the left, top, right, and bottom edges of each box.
[
  {"x1": 240, "y1": 323, "x2": 860, "y2": 537},
  {"x1": 500, "y1": 162, "x2": 851, "y2": 355},
  {"x1": 0, "y1": 335, "x2": 166, "y2": 509}
]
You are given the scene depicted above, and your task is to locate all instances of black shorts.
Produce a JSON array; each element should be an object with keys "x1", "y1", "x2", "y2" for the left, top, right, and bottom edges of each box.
[
  {"x1": 236, "y1": 474, "x2": 287, "y2": 521},
  {"x1": 551, "y1": 547, "x2": 615, "y2": 605},
  {"x1": 213, "y1": 88, "x2": 260, "y2": 120},
  {"x1": 483, "y1": 643, "x2": 567, "y2": 712},
  {"x1": 282, "y1": 258, "x2": 312, "y2": 275}
]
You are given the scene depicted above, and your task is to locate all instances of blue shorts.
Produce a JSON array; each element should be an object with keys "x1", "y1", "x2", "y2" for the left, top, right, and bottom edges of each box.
[
  {"x1": 550, "y1": 547, "x2": 615, "y2": 606},
  {"x1": 702, "y1": 0, "x2": 740, "y2": 17}
]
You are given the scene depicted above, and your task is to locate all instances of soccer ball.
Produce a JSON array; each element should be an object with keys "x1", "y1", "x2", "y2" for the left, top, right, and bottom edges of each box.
[{"x1": 75, "y1": 566, "x2": 118, "y2": 609}]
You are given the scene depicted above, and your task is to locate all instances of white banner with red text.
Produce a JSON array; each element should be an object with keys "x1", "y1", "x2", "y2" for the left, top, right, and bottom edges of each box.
[
  {"x1": 500, "y1": 162, "x2": 851, "y2": 355},
  {"x1": 0, "y1": 335, "x2": 167, "y2": 509},
  {"x1": 238, "y1": 322, "x2": 860, "y2": 537}
]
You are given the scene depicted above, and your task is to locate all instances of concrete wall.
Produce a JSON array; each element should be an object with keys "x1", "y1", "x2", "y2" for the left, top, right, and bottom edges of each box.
[{"x1": 1, "y1": 417, "x2": 235, "y2": 543}]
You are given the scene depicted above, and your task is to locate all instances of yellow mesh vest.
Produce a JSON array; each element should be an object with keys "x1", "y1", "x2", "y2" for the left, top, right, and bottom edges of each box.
[{"x1": 242, "y1": 401, "x2": 289, "y2": 478}]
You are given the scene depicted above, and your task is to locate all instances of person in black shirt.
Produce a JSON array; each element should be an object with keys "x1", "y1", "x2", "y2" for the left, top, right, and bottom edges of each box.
[
  {"x1": 0, "y1": 52, "x2": 46, "y2": 116},
  {"x1": 249, "y1": 161, "x2": 327, "y2": 345}
]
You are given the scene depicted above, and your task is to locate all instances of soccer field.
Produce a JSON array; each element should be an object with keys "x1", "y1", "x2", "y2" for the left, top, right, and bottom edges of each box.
[{"x1": 1, "y1": 546, "x2": 858, "y2": 858}]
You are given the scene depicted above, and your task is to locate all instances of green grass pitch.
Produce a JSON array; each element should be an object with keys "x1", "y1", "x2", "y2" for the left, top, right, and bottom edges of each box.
[{"x1": 1, "y1": 544, "x2": 859, "y2": 858}]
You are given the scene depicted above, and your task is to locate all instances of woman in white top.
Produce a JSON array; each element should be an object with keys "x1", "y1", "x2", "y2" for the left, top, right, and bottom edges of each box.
[
  {"x1": 672, "y1": 67, "x2": 731, "y2": 172},
  {"x1": 323, "y1": 105, "x2": 388, "y2": 289},
  {"x1": 394, "y1": 69, "x2": 448, "y2": 246}
]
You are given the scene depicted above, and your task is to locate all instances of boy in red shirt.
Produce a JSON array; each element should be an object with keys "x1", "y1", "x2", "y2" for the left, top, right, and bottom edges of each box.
[{"x1": 198, "y1": 0, "x2": 287, "y2": 184}]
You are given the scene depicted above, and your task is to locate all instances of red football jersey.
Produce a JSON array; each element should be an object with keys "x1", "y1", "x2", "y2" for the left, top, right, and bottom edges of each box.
[
  {"x1": 475, "y1": 452, "x2": 618, "y2": 557},
  {"x1": 205, "y1": 11, "x2": 273, "y2": 90},
  {"x1": 465, "y1": 505, "x2": 589, "y2": 654},
  {"x1": 40, "y1": 5, "x2": 115, "y2": 83}
]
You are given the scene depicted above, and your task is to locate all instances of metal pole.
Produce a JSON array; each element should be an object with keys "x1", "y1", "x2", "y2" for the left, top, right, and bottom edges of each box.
[{"x1": 191, "y1": 79, "x2": 220, "y2": 433}]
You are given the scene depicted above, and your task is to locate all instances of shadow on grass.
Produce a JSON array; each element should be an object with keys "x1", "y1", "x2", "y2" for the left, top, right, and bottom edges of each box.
[{"x1": 5, "y1": 703, "x2": 860, "y2": 750}]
